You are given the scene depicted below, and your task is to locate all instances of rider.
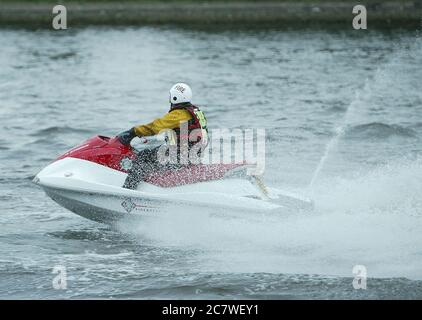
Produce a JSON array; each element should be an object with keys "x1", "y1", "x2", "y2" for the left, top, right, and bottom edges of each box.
[{"x1": 117, "y1": 83, "x2": 208, "y2": 190}]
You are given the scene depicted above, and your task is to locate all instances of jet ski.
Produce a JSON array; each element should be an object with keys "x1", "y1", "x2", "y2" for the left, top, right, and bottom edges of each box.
[{"x1": 33, "y1": 135, "x2": 313, "y2": 223}]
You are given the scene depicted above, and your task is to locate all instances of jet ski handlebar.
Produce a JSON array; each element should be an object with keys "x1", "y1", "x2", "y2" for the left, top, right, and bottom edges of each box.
[
  {"x1": 139, "y1": 135, "x2": 166, "y2": 144},
  {"x1": 109, "y1": 134, "x2": 166, "y2": 154},
  {"x1": 109, "y1": 134, "x2": 164, "y2": 146}
]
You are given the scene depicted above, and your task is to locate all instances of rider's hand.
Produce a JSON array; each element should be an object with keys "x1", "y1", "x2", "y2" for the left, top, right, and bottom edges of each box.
[{"x1": 117, "y1": 128, "x2": 137, "y2": 146}]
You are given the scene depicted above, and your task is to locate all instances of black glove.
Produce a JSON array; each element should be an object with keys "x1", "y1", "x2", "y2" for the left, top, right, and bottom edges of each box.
[{"x1": 117, "y1": 127, "x2": 137, "y2": 146}]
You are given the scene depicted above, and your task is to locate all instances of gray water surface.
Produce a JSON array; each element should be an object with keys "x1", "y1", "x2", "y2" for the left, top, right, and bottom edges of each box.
[{"x1": 1, "y1": 26, "x2": 422, "y2": 299}]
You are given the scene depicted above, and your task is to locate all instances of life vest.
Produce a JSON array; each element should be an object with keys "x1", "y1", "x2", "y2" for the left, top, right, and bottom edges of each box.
[{"x1": 168, "y1": 104, "x2": 209, "y2": 149}]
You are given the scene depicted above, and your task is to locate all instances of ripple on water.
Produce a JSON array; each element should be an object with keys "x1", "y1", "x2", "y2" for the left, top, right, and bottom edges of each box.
[{"x1": 344, "y1": 122, "x2": 418, "y2": 140}]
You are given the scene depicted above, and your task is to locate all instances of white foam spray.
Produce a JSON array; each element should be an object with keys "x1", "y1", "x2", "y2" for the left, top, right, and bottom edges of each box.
[
  {"x1": 309, "y1": 36, "x2": 421, "y2": 190},
  {"x1": 309, "y1": 77, "x2": 372, "y2": 190},
  {"x1": 117, "y1": 157, "x2": 422, "y2": 280}
]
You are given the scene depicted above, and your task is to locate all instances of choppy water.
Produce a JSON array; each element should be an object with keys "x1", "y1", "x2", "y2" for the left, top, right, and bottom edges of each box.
[{"x1": 1, "y1": 26, "x2": 422, "y2": 299}]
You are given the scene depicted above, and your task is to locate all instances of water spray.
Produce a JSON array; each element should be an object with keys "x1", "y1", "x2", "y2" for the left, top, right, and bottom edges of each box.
[{"x1": 308, "y1": 78, "x2": 372, "y2": 191}]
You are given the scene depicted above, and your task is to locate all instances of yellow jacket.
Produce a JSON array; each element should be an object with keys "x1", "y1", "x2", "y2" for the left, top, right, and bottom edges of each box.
[{"x1": 133, "y1": 109, "x2": 192, "y2": 137}]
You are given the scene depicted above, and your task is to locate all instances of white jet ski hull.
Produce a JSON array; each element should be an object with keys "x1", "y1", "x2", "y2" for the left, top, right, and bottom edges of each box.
[{"x1": 34, "y1": 158, "x2": 312, "y2": 223}]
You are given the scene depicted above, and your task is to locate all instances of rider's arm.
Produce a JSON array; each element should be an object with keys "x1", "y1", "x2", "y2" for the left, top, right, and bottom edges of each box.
[{"x1": 134, "y1": 109, "x2": 192, "y2": 137}]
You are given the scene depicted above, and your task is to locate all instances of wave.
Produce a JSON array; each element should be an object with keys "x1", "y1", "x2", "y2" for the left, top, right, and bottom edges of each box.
[
  {"x1": 48, "y1": 229, "x2": 115, "y2": 241},
  {"x1": 49, "y1": 52, "x2": 77, "y2": 61},
  {"x1": 33, "y1": 126, "x2": 92, "y2": 137},
  {"x1": 344, "y1": 122, "x2": 417, "y2": 140},
  {"x1": 0, "y1": 138, "x2": 8, "y2": 150}
]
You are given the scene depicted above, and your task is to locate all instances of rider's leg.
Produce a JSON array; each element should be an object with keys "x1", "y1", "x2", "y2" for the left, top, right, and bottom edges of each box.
[{"x1": 122, "y1": 148, "x2": 158, "y2": 190}]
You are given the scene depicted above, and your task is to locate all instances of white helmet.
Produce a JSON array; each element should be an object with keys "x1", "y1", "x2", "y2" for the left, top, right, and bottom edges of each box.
[{"x1": 169, "y1": 83, "x2": 192, "y2": 104}]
